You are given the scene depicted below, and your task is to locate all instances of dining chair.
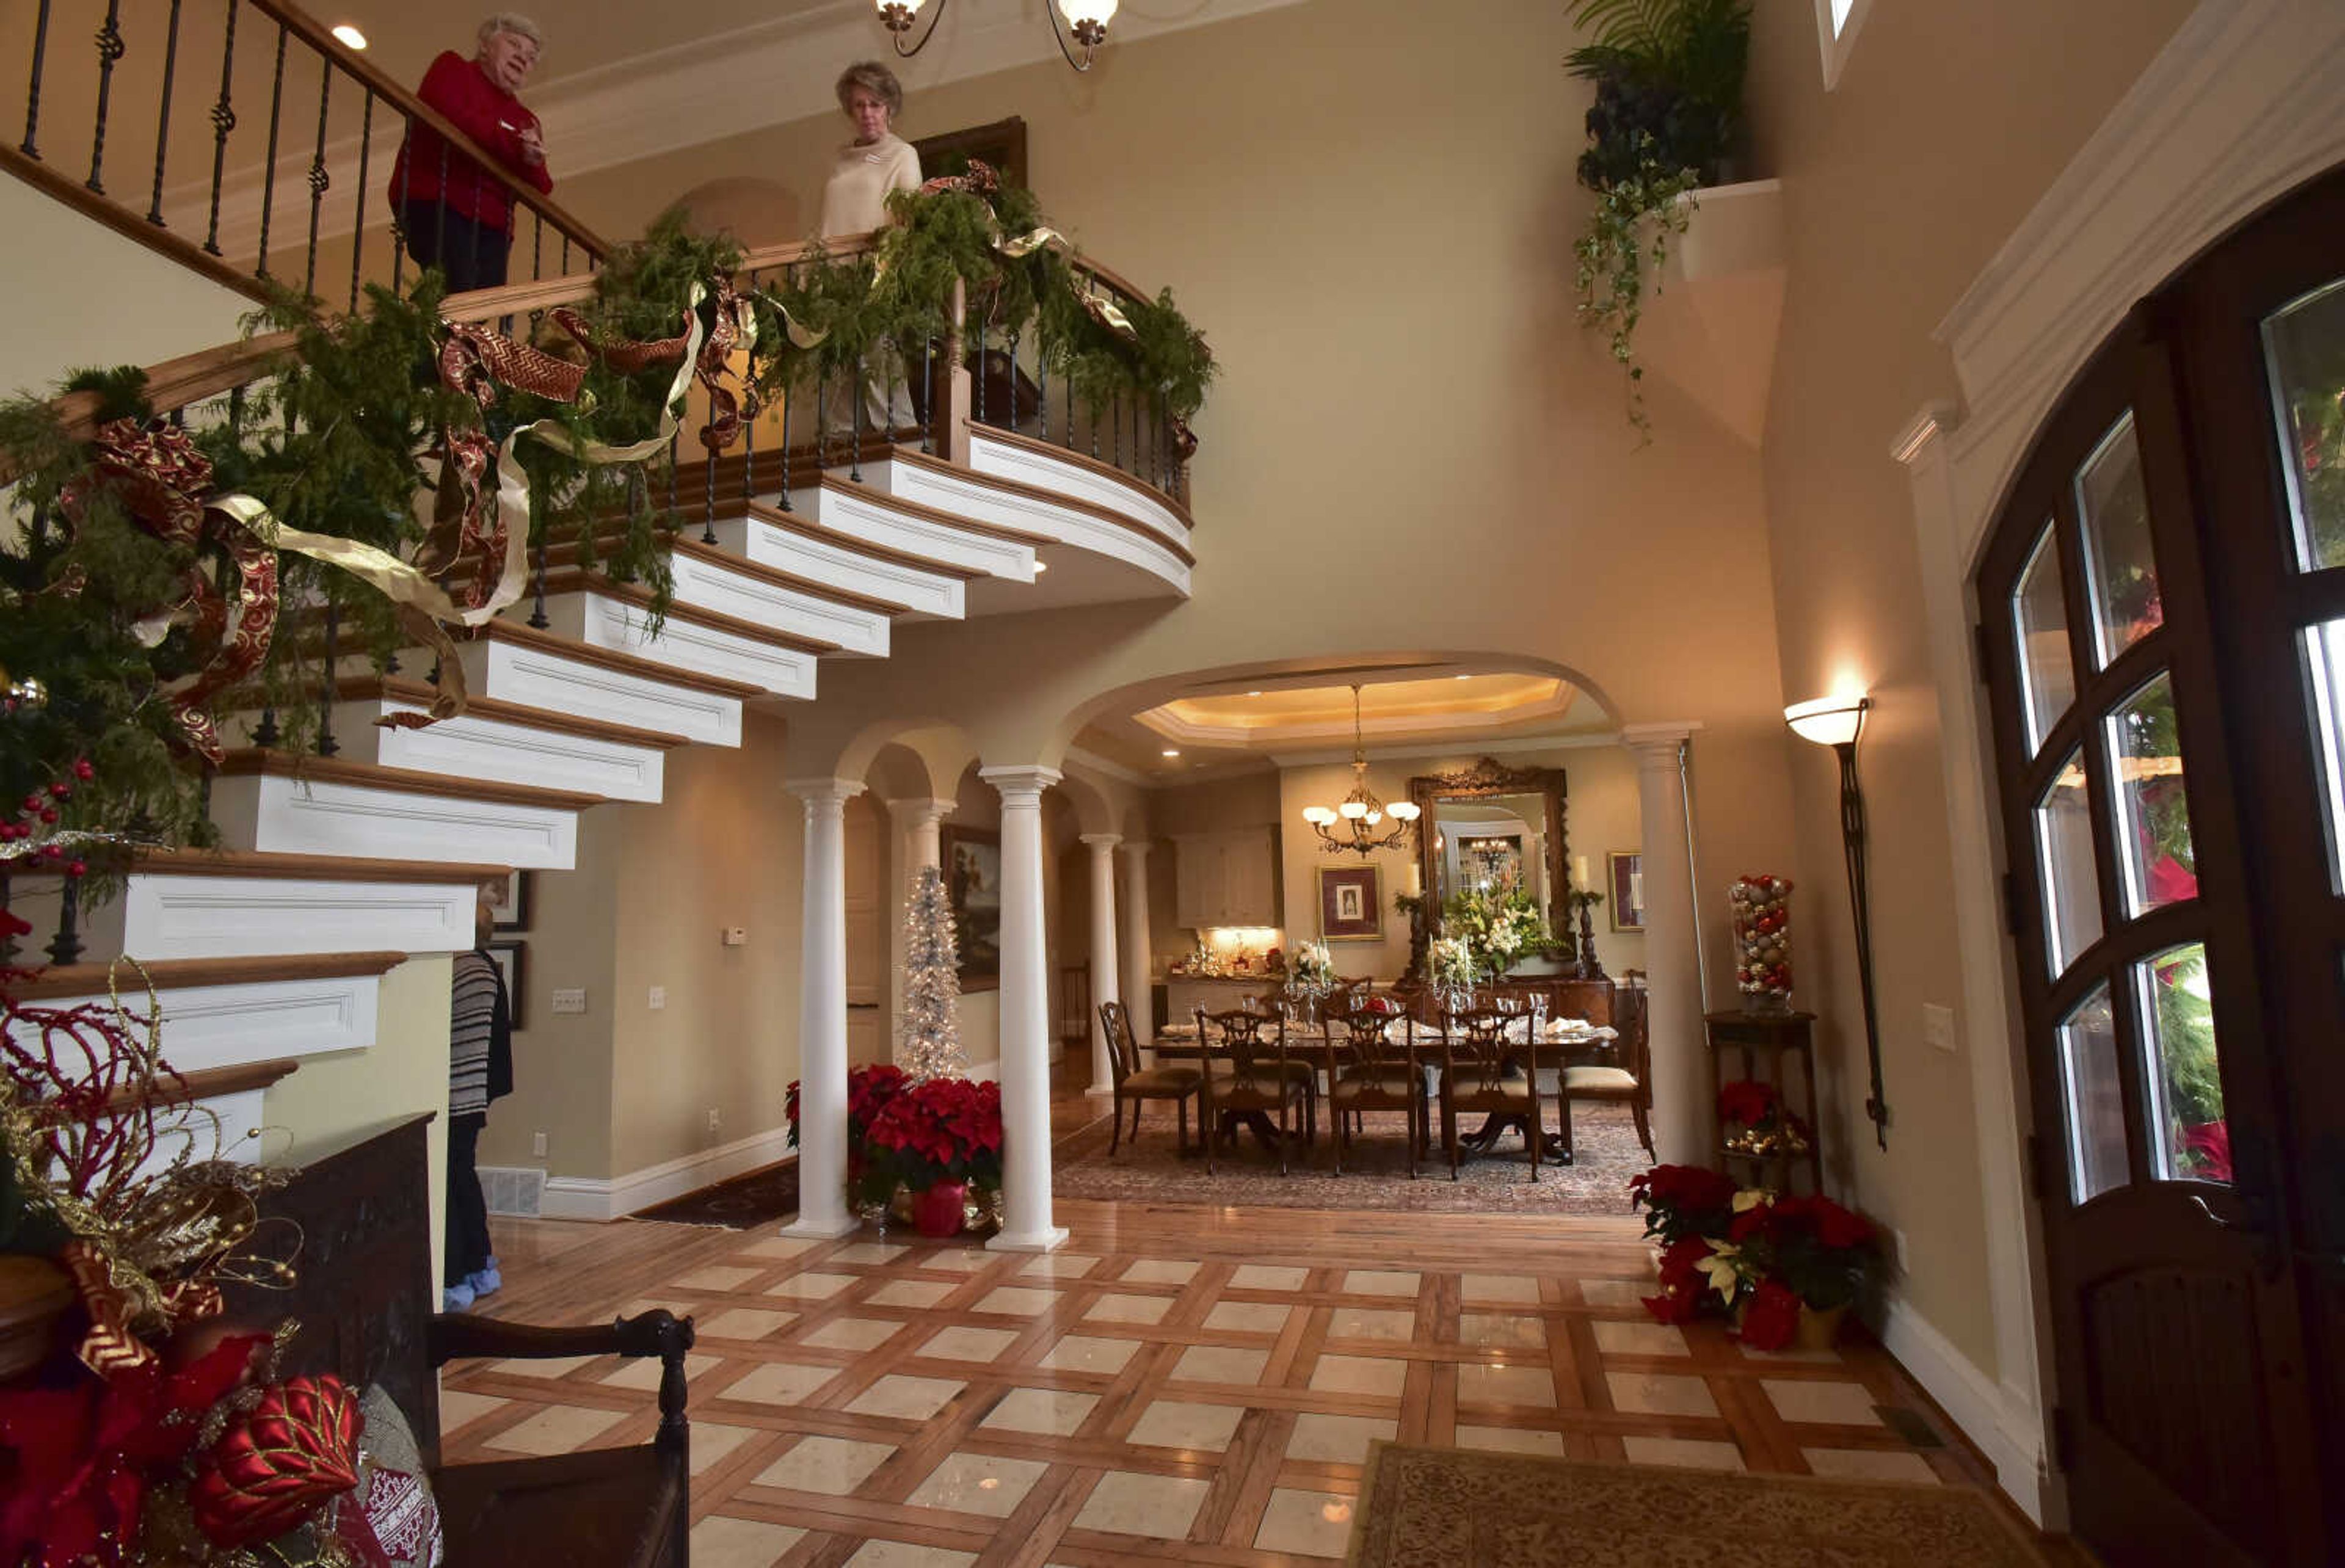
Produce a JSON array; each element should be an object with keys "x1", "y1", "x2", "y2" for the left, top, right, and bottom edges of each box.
[
  {"x1": 1194, "y1": 1006, "x2": 1313, "y2": 1176},
  {"x1": 1561, "y1": 975, "x2": 1655, "y2": 1158},
  {"x1": 1436, "y1": 1006, "x2": 1542, "y2": 1182},
  {"x1": 1322, "y1": 1000, "x2": 1428, "y2": 1178},
  {"x1": 1099, "y1": 1000, "x2": 1204, "y2": 1157}
]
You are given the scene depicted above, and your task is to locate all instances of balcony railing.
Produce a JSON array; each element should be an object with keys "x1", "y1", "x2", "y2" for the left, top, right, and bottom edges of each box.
[{"x1": 2, "y1": 0, "x2": 605, "y2": 311}]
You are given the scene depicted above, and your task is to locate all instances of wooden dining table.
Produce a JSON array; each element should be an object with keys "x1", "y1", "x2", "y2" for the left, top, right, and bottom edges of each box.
[{"x1": 1153, "y1": 1020, "x2": 1617, "y2": 1165}]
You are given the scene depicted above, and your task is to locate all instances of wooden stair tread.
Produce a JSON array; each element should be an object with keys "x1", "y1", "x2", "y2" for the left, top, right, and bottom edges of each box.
[
  {"x1": 341, "y1": 676, "x2": 691, "y2": 750},
  {"x1": 545, "y1": 570, "x2": 840, "y2": 656},
  {"x1": 743, "y1": 500, "x2": 984, "y2": 583},
  {"x1": 217, "y1": 749, "x2": 608, "y2": 811},
  {"x1": 8, "y1": 951, "x2": 410, "y2": 998},
  {"x1": 476, "y1": 621, "x2": 766, "y2": 699},
  {"x1": 126, "y1": 848, "x2": 514, "y2": 885}
]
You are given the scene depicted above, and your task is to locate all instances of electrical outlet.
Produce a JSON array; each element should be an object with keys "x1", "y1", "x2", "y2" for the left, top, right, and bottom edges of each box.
[
  {"x1": 706, "y1": 1108, "x2": 721, "y2": 1133},
  {"x1": 1922, "y1": 1003, "x2": 1957, "y2": 1053},
  {"x1": 1889, "y1": 1227, "x2": 1910, "y2": 1275},
  {"x1": 722, "y1": 926, "x2": 748, "y2": 947},
  {"x1": 648, "y1": 985, "x2": 666, "y2": 1011},
  {"x1": 531, "y1": 1131, "x2": 548, "y2": 1157},
  {"x1": 550, "y1": 987, "x2": 587, "y2": 1015}
]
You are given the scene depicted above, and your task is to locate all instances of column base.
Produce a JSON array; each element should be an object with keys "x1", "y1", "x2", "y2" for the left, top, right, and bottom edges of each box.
[
  {"x1": 781, "y1": 1213, "x2": 860, "y2": 1240},
  {"x1": 986, "y1": 1225, "x2": 1071, "y2": 1254},
  {"x1": 1086, "y1": 1081, "x2": 1116, "y2": 1098}
]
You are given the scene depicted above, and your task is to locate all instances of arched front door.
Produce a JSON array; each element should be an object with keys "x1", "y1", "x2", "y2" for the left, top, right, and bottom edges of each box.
[{"x1": 1976, "y1": 169, "x2": 2345, "y2": 1566}]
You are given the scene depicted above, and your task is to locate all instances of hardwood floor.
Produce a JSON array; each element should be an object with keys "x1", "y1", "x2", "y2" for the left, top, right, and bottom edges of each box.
[{"x1": 461, "y1": 1196, "x2": 2078, "y2": 1563}]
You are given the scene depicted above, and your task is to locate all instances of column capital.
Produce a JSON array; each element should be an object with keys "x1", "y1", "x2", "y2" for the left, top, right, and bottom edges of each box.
[
  {"x1": 980, "y1": 764, "x2": 1063, "y2": 802},
  {"x1": 1620, "y1": 723, "x2": 1703, "y2": 764},
  {"x1": 1120, "y1": 838, "x2": 1152, "y2": 861},
  {"x1": 884, "y1": 796, "x2": 958, "y2": 824},
  {"x1": 1080, "y1": 832, "x2": 1123, "y2": 851},
  {"x1": 785, "y1": 775, "x2": 868, "y2": 805}
]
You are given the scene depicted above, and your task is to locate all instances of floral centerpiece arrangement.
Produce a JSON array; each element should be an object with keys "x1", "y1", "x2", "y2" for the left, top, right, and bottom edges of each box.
[
  {"x1": 0, "y1": 950, "x2": 436, "y2": 1567},
  {"x1": 1718, "y1": 1078, "x2": 1811, "y2": 1156},
  {"x1": 1284, "y1": 940, "x2": 1337, "y2": 1014},
  {"x1": 787, "y1": 1064, "x2": 1004, "y2": 1238},
  {"x1": 1629, "y1": 1161, "x2": 1881, "y2": 1351},
  {"x1": 1427, "y1": 935, "x2": 1482, "y2": 1006},
  {"x1": 1440, "y1": 885, "x2": 1552, "y2": 981}
]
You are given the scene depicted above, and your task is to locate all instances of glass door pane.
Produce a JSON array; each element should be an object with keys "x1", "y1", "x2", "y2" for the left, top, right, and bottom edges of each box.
[
  {"x1": 2106, "y1": 672, "x2": 2197, "y2": 915},
  {"x1": 2015, "y1": 520, "x2": 2076, "y2": 753},
  {"x1": 2261, "y1": 277, "x2": 2345, "y2": 572},
  {"x1": 2035, "y1": 750, "x2": 2106, "y2": 974},
  {"x1": 2058, "y1": 981, "x2": 2128, "y2": 1201},
  {"x1": 2078, "y1": 412, "x2": 2164, "y2": 666},
  {"x1": 2131, "y1": 943, "x2": 2228, "y2": 1185},
  {"x1": 2299, "y1": 617, "x2": 2345, "y2": 892}
]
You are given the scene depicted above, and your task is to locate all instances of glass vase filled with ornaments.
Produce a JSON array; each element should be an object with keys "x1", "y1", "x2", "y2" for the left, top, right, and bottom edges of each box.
[{"x1": 1728, "y1": 874, "x2": 1794, "y2": 1014}]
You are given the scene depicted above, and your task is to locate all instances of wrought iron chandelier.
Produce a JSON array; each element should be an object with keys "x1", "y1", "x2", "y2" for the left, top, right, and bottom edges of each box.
[
  {"x1": 1301, "y1": 685, "x2": 1420, "y2": 855},
  {"x1": 876, "y1": 0, "x2": 1121, "y2": 71}
]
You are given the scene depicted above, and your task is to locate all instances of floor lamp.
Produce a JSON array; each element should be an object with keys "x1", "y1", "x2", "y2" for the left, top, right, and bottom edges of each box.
[{"x1": 1785, "y1": 695, "x2": 1889, "y2": 1149}]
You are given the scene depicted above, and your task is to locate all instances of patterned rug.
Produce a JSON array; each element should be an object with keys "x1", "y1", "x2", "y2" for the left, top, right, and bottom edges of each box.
[
  {"x1": 1347, "y1": 1446, "x2": 2046, "y2": 1566},
  {"x1": 627, "y1": 1159, "x2": 800, "y2": 1227},
  {"x1": 1051, "y1": 1100, "x2": 1649, "y2": 1215}
]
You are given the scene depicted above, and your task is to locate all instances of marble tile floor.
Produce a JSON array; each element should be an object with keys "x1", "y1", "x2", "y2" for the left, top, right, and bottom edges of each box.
[{"x1": 452, "y1": 1198, "x2": 2046, "y2": 1567}]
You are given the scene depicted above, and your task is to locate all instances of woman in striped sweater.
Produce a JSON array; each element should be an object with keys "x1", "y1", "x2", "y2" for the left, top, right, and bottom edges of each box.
[{"x1": 446, "y1": 890, "x2": 514, "y2": 1312}]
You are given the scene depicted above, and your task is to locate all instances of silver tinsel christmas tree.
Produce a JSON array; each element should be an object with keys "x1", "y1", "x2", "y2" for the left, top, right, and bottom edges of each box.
[{"x1": 898, "y1": 864, "x2": 968, "y2": 1081}]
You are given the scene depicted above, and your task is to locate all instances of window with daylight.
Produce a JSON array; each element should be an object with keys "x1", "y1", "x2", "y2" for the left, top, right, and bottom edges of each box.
[{"x1": 1816, "y1": 0, "x2": 1873, "y2": 89}]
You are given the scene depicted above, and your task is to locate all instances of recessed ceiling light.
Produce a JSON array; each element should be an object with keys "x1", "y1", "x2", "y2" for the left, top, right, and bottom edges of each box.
[
  {"x1": 331, "y1": 23, "x2": 367, "y2": 48},
  {"x1": 1033, "y1": 560, "x2": 1049, "y2": 572},
  {"x1": 1455, "y1": 673, "x2": 1472, "y2": 680},
  {"x1": 1246, "y1": 689, "x2": 1262, "y2": 696},
  {"x1": 1161, "y1": 749, "x2": 1180, "y2": 758}
]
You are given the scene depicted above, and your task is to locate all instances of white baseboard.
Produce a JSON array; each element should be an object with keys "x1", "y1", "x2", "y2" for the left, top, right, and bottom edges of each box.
[
  {"x1": 1881, "y1": 1295, "x2": 2052, "y2": 1524},
  {"x1": 966, "y1": 1058, "x2": 1000, "y2": 1083},
  {"x1": 540, "y1": 1127, "x2": 797, "y2": 1222}
]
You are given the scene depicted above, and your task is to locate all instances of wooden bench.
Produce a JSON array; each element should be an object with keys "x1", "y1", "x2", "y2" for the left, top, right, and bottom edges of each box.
[{"x1": 222, "y1": 1115, "x2": 696, "y2": 1568}]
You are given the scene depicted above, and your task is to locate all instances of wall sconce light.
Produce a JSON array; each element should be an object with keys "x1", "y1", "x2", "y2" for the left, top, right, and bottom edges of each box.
[
  {"x1": 878, "y1": 0, "x2": 1119, "y2": 71},
  {"x1": 1785, "y1": 695, "x2": 1888, "y2": 1149}
]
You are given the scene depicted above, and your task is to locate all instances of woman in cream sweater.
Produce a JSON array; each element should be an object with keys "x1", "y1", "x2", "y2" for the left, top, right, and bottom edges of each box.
[{"x1": 820, "y1": 62, "x2": 922, "y2": 437}]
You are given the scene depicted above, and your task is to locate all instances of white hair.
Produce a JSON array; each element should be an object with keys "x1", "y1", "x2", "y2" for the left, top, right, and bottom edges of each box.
[{"x1": 478, "y1": 13, "x2": 542, "y2": 49}]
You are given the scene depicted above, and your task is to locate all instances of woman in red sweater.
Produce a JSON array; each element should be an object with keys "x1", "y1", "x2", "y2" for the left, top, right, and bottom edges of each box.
[{"x1": 387, "y1": 14, "x2": 553, "y2": 294}]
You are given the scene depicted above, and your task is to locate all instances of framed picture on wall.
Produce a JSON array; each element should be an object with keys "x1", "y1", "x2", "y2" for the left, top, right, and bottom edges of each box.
[
  {"x1": 940, "y1": 824, "x2": 1002, "y2": 992},
  {"x1": 1318, "y1": 865, "x2": 1383, "y2": 942},
  {"x1": 1609, "y1": 851, "x2": 1646, "y2": 932},
  {"x1": 485, "y1": 869, "x2": 533, "y2": 933},
  {"x1": 486, "y1": 940, "x2": 528, "y2": 1029},
  {"x1": 912, "y1": 115, "x2": 1028, "y2": 189}
]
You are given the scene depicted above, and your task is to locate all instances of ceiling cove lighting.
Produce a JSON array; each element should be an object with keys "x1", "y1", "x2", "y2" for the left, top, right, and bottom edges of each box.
[
  {"x1": 1784, "y1": 694, "x2": 1888, "y2": 1147},
  {"x1": 1301, "y1": 685, "x2": 1419, "y2": 856},
  {"x1": 877, "y1": 0, "x2": 1119, "y2": 71},
  {"x1": 330, "y1": 23, "x2": 368, "y2": 49}
]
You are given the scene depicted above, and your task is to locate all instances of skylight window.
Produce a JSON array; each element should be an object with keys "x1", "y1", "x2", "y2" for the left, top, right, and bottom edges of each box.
[{"x1": 1816, "y1": 0, "x2": 1872, "y2": 89}]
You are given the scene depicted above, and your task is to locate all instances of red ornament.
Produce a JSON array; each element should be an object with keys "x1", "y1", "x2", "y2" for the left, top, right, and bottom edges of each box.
[
  {"x1": 73, "y1": 759, "x2": 94, "y2": 780},
  {"x1": 46, "y1": 781, "x2": 70, "y2": 799},
  {"x1": 66, "y1": 860, "x2": 87, "y2": 878},
  {"x1": 37, "y1": 807, "x2": 57, "y2": 824},
  {"x1": 189, "y1": 1374, "x2": 363, "y2": 1548}
]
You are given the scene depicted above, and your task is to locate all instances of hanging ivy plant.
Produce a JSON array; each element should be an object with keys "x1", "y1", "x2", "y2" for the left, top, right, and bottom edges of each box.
[{"x1": 1573, "y1": 144, "x2": 1701, "y2": 438}]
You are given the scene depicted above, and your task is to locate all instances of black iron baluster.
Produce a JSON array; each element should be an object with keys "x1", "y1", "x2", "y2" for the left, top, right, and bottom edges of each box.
[
  {"x1": 252, "y1": 705, "x2": 280, "y2": 746},
  {"x1": 198, "y1": 762, "x2": 214, "y2": 820},
  {"x1": 532, "y1": 211, "x2": 542, "y2": 283},
  {"x1": 0, "y1": 867, "x2": 15, "y2": 965},
  {"x1": 227, "y1": 383, "x2": 245, "y2": 435},
  {"x1": 741, "y1": 355, "x2": 757, "y2": 524},
  {"x1": 145, "y1": 0, "x2": 184, "y2": 223},
  {"x1": 1038, "y1": 332, "x2": 1050, "y2": 446},
  {"x1": 203, "y1": 0, "x2": 238, "y2": 253},
  {"x1": 973, "y1": 324, "x2": 987, "y2": 431},
  {"x1": 86, "y1": 0, "x2": 127, "y2": 194},
  {"x1": 851, "y1": 346, "x2": 865, "y2": 484},
  {"x1": 316, "y1": 600, "x2": 339, "y2": 756},
  {"x1": 703, "y1": 449, "x2": 717, "y2": 545},
  {"x1": 1110, "y1": 391, "x2": 1121, "y2": 470},
  {"x1": 46, "y1": 869, "x2": 83, "y2": 967},
  {"x1": 432, "y1": 140, "x2": 449, "y2": 277},
  {"x1": 529, "y1": 528, "x2": 548, "y2": 628},
  {"x1": 390, "y1": 111, "x2": 411, "y2": 292},
  {"x1": 347, "y1": 96, "x2": 371, "y2": 314},
  {"x1": 816, "y1": 362, "x2": 829, "y2": 477},
  {"x1": 666, "y1": 429, "x2": 679, "y2": 518},
  {"x1": 21, "y1": 0, "x2": 53, "y2": 159},
  {"x1": 560, "y1": 233, "x2": 570, "y2": 275},
  {"x1": 1006, "y1": 327, "x2": 1021, "y2": 435},
  {"x1": 302, "y1": 64, "x2": 332, "y2": 296},
  {"x1": 255, "y1": 24, "x2": 288, "y2": 277},
  {"x1": 777, "y1": 307, "x2": 796, "y2": 511},
  {"x1": 920, "y1": 333, "x2": 933, "y2": 455}
]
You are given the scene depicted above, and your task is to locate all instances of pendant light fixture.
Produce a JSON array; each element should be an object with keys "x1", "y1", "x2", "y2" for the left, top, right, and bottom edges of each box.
[
  {"x1": 876, "y1": 0, "x2": 1121, "y2": 71},
  {"x1": 1301, "y1": 685, "x2": 1420, "y2": 855}
]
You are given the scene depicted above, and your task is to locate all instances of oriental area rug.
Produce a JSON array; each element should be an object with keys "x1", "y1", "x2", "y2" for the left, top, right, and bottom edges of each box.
[
  {"x1": 628, "y1": 1160, "x2": 800, "y2": 1228},
  {"x1": 1345, "y1": 1445, "x2": 2047, "y2": 1567},
  {"x1": 1052, "y1": 1102, "x2": 1651, "y2": 1215}
]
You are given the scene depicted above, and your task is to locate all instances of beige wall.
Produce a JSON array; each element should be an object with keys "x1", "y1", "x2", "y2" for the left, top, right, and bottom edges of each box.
[{"x1": 1747, "y1": 0, "x2": 2199, "y2": 1377}]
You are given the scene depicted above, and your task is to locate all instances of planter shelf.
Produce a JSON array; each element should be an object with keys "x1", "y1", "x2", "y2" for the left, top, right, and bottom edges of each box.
[{"x1": 1637, "y1": 178, "x2": 1786, "y2": 447}]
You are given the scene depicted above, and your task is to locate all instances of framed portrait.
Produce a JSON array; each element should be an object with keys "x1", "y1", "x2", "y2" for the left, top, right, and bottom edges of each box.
[
  {"x1": 1609, "y1": 851, "x2": 1646, "y2": 933},
  {"x1": 913, "y1": 115, "x2": 1028, "y2": 190},
  {"x1": 484, "y1": 869, "x2": 533, "y2": 933},
  {"x1": 940, "y1": 824, "x2": 1002, "y2": 992},
  {"x1": 486, "y1": 940, "x2": 528, "y2": 1030},
  {"x1": 1318, "y1": 865, "x2": 1383, "y2": 942}
]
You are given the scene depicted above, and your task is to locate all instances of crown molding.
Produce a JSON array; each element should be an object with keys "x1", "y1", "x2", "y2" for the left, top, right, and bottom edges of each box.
[
  {"x1": 1061, "y1": 744, "x2": 1152, "y2": 789},
  {"x1": 1265, "y1": 730, "x2": 1626, "y2": 771}
]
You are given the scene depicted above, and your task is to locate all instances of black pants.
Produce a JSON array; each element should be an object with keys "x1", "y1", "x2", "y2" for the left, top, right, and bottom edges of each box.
[
  {"x1": 401, "y1": 200, "x2": 511, "y2": 293},
  {"x1": 446, "y1": 1111, "x2": 493, "y2": 1282}
]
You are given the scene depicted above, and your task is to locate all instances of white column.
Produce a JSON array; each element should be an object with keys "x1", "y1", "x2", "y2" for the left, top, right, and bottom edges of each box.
[
  {"x1": 783, "y1": 776, "x2": 865, "y2": 1238},
  {"x1": 983, "y1": 764, "x2": 1068, "y2": 1252},
  {"x1": 1082, "y1": 833, "x2": 1122, "y2": 1096},
  {"x1": 1623, "y1": 725, "x2": 1706, "y2": 1165},
  {"x1": 884, "y1": 797, "x2": 956, "y2": 1025},
  {"x1": 1119, "y1": 841, "x2": 1155, "y2": 1050}
]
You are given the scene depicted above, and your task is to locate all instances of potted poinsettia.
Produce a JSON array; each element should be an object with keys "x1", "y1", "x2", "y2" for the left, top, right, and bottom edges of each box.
[
  {"x1": 786, "y1": 1062, "x2": 914, "y2": 1218},
  {"x1": 863, "y1": 1076, "x2": 1004, "y2": 1237}
]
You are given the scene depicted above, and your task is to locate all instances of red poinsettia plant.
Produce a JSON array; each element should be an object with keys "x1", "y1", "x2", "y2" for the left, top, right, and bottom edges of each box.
[
  {"x1": 787, "y1": 1065, "x2": 1003, "y2": 1202},
  {"x1": 1628, "y1": 1163, "x2": 1885, "y2": 1351}
]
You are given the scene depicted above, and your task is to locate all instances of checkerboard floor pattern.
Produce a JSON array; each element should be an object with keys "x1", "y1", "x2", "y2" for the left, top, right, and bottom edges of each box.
[{"x1": 446, "y1": 1206, "x2": 1985, "y2": 1566}]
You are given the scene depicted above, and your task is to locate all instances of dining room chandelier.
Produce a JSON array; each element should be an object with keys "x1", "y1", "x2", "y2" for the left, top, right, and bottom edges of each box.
[
  {"x1": 1301, "y1": 685, "x2": 1420, "y2": 855},
  {"x1": 876, "y1": 0, "x2": 1120, "y2": 71}
]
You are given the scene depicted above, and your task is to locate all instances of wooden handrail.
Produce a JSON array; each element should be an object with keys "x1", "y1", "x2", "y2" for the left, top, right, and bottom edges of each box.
[{"x1": 249, "y1": 0, "x2": 608, "y2": 261}]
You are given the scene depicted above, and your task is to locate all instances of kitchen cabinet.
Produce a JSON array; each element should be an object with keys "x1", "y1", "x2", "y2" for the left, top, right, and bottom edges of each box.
[{"x1": 1173, "y1": 827, "x2": 1279, "y2": 928}]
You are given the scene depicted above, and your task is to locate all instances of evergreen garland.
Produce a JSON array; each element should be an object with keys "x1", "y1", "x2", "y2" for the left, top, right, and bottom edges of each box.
[{"x1": 898, "y1": 865, "x2": 968, "y2": 1083}]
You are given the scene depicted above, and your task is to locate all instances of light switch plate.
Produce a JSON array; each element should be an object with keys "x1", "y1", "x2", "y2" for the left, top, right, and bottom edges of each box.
[
  {"x1": 648, "y1": 985, "x2": 667, "y2": 1011},
  {"x1": 1922, "y1": 1002, "x2": 1957, "y2": 1053},
  {"x1": 531, "y1": 1131, "x2": 548, "y2": 1156},
  {"x1": 722, "y1": 926, "x2": 748, "y2": 946},
  {"x1": 550, "y1": 987, "x2": 587, "y2": 1015}
]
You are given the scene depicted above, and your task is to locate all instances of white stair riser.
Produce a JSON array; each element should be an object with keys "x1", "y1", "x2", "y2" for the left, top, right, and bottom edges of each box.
[
  {"x1": 880, "y1": 456, "x2": 1190, "y2": 590},
  {"x1": 667, "y1": 551, "x2": 890, "y2": 657},
  {"x1": 805, "y1": 481, "x2": 1034, "y2": 581},
  {"x1": 333, "y1": 700, "x2": 666, "y2": 803},
  {"x1": 118, "y1": 873, "x2": 479, "y2": 959},
  {"x1": 16, "y1": 974, "x2": 380, "y2": 1071},
  {"x1": 966, "y1": 430, "x2": 1190, "y2": 550},
  {"x1": 542, "y1": 592, "x2": 819, "y2": 701},
  {"x1": 209, "y1": 772, "x2": 579, "y2": 869},
  {"x1": 714, "y1": 515, "x2": 964, "y2": 621},
  {"x1": 459, "y1": 637, "x2": 743, "y2": 749}
]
